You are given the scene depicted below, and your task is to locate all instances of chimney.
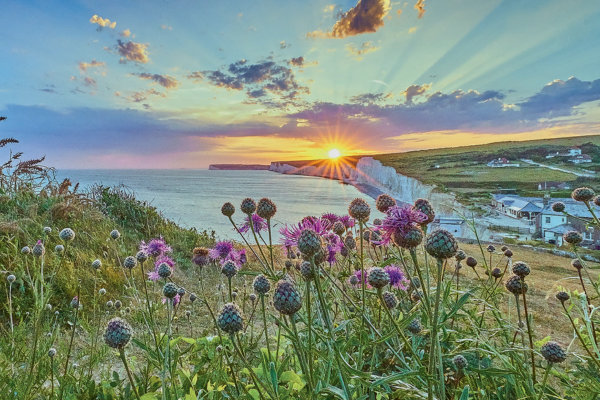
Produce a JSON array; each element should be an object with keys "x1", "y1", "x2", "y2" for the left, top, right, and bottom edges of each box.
[{"x1": 543, "y1": 193, "x2": 551, "y2": 207}]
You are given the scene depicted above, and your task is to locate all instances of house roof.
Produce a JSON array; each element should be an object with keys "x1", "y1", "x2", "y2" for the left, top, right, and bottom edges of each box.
[
  {"x1": 540, "y1": 200, "x2": 598, "y2": 218},
  {"x1": 546, "y1": 224, "x2": 577, "y2": 234}
]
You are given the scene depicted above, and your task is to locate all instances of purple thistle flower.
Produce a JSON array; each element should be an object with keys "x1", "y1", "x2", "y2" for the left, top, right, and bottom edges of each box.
[
  {"x1": 350, "y1": 269, "x2": 372, "y2": 289},
  {"x1": 140, "y1": 237, "x2": 172, "y2": 257},
  {"x1": 339, "y1": 215, "x2": 355, "y2": 229},
  {"x1": 209, "y1": 241, "x2": 235, "y2": 260},
  {"x1": 384, "y1": 265, "x2": 409, "y2": 290},
  {"x1": 377, "y1": 205, "x2": 428, "y2": 246},
  {"x1": 279, "y1": 217, "x2": 332, "y2": 248},
  {"x1": 155, "y1": 255, "x2": 175, "y2": 269},
  {"x1": 321, "y1": 213, "x2": 340, "y2": 224},
  {"x1": 148, "y1": 271, "x2": 160, "y2": 281},
  {"x1": 221, "y1": 248, "x2": 247, "y2": 269},
  {"x1": 239, "y1": 214, "x2": 268, "y2": 234},
  {"x1": 162, "y1": 293, "x2": 180, "y2": 306}
]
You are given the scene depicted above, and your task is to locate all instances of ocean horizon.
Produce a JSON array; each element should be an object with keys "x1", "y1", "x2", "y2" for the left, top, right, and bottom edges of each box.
[{"x1": 55, "y1": 169, "x2": 377, "y2": 239}]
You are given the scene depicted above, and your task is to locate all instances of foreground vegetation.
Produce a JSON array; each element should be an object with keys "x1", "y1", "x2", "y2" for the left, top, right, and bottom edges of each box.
[{"x1": 2, "y1": 117, "x2": 600, "y2": 399}]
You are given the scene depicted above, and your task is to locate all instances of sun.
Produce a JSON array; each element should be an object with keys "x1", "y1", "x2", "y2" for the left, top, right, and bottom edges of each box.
[{"x1": 328, "y1": 149, "x2": 341, "y2": 159}]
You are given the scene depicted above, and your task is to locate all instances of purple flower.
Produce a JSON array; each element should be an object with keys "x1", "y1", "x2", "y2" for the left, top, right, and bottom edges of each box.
[
  {"x1": 148, "y1": 271, "x2": 160, "y2": 281},
  {"x1": 140, "y1": 237, "x2": 172, "y2": 257},
  {"x1": 209, "y1": 241, "x2": 235, "y2": 260},
  {"x1": 323, "y1": 233, "x2": 343, "y2": 265},
  {"x1": 377, "y1": 206, "x2": 428, "y2": 246},
  {"x1": 321, "y1": 213, "x2": 340, "y2": 224},
  {"x1": 280, "y1": 216, "x2": 332, "y2": 248},
  {"x1": 223, "y1": 248, "x2": 247, "y2": 269},
  {"x1": 339, "y1": 215, "x2": 355, "y2": 229},
  {"x1": 384, "y1": 265, "x2": 409, "y2": 290},
  {"x1": 239, "y1": 214, "x2": 268, "y2": 234},
  {"x1": 155, "y1": 255, "x2": 175, "y2": 269},
  {"x1": 350, "y1": 270, "x2": 372, "y2": 289},
  {"x1": 162, "y1": 293, "x2": 180, "y2": 306}
]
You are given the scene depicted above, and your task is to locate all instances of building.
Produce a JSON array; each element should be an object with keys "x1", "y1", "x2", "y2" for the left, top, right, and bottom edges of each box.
[
  {"x1": 487, "y1": 158, "x2": 520, "y2": 167},
  {"x1": 568, "y1": 154, "x2": 592, "y2": 164},
  {"x1": 546, "y1": 147, "x2": 582, "y2": 158},
  {"x1": 491, "y1": 194, "x2": 544, "y2": 222},
  {"x1": 536, "y1": 199, "x2": 599, "y2": 246},
  {"x1": 537, "y1": 181, "x2": 573, "y2": 191},
  {"x1": 431, "y1": 217, "x2": 466, "y2": 237}
]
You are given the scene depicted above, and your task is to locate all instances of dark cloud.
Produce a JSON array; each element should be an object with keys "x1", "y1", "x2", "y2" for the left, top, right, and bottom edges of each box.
[
  {"x1": 288, "y1": 57, "x2": 305, "y2": 67},
  {"x1": 116, "y1": 40, "x2": 150, "y2": 64},
  {"x1": 187, "y1": 71, "x2": 204, "y2": 82},
  {"x1": 39, "y1": 88, "x2": 59, "y2": 94},
  {"x1": 201, "y1": 58, "x2": 310, "y2": 107},
  {"x1": 83, "y1": 77, "x2": 97, "y2": 87},
  {"x1": 307, "y1": 0, "x2": 391, "y2": 39},
  {"x1": 133, "y1": 73, "x2": 179, "y2": 90},
  {"x1": 350, "y1": 93, "x2": 388, "y2": 104},
  {"x1": 401, "y1": 83, "x2": 431, "y2": 104}
]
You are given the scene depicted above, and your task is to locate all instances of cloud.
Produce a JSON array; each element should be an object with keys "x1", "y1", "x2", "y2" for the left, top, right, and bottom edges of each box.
[
  {"x1": 414, "y1": 0, "x2": 425, "y2": 19},
  {"x1": 133, "y1": 73, "x2": 180, "y2": 90},
  {"x1": 83, "y1": 77, "x2": 97, "y2": 87},
  {"x1": 307, "y1": 0, "x2": 391, "y2": 39},
  {"x1": 187, "y1": 72, "x2": 204, "y2": 82},
  {"x1": 161, "y1": 24, "x2": 173, "y2": 30},
  {"x1": 280, "y1": 41, "x2": 290, "y2": 49},
  {"x1": 397, "y1": 9, "x2": 402, "y2": 17},
  {"x1": 116, "y1": 40, "x2": 150, "y2": 64},
  {"x1": 324, "y1": 4, "x2": 336, "y2": 12},
  {"x1": 78, "y1": 60, "x2": 106, "y2": 73},
  {"x1": 201, "y1": 58, "x2": 310, "y2": 106},
  {"x1": 408, "y1": 27, "x2": 417, "y2": 34},
  {"x1": 70, "y1": 76, "x2": 77, "y2": 81},
  {"x1": 349, "y1": 93, "x2": 389, "y2": 104},
  {"x1": 287, "y1": 57, "x2": 318, "y2": 68},
  {"x1": 119, "y1": 29, "x2": 131, "y2": 37},
  {"x1": 345, "y1": 41, "x2": 381, "y2": 59},
  {"x1": 127, "y1": 88, "x2": 166, "y2": 103},
  {"x1": 38, "y1": 88, "x2": 59, "y2": 94},
  {"x1": 401, "y1": 83, "x2": 431, "y2": 103},
  {"x1": 90, "y1": 15, "x2": 116, "y2": 30}
]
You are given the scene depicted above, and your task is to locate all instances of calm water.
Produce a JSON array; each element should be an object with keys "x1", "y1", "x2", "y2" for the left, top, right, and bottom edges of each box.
[{"x1": 56, "y1": 170, "x2": 377, "y2": 239}]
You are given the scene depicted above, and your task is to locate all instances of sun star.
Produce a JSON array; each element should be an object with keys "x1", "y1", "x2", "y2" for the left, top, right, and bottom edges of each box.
[{"x1": 329, "y1": 149, "x2": 340, "y2": 159}]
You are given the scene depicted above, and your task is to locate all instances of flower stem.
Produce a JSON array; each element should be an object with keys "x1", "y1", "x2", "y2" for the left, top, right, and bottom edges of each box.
[
  {"x1": 260, "y1": 294, "x2": 273, "y2": 364},
  {"x1": 520, "y1": 277, "x2": 537, "y2": 383},
  {"x1": 119, "y1": 347, "x2": 141, "y2": 400},
  {"x1": 536, "y1": 363, "x2": 553, "y2": 400}
]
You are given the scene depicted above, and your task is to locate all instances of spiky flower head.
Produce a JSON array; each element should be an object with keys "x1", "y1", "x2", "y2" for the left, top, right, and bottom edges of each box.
[
  {"x1": 48, "y1": 348, "x2": 57, "y2": 357},
  {"x1": 123, "y1": 256, "x2": 137, "y2": 269},
  {"x1": 285, "y1": 260, "x2": 293, "y2": 269},
  {"x1": 59, "y1": 228, "x2": 75, "y2": 242},
  {"x1": 140, "y1": 237, "x2": 172, "y2": 257},
  {"x1": 297, "y1": 228, "x2": 322, "y2": 256},
  {"x1": 106, "y1": 300, "x2": 114, "y2": 309},
  {"x1": 33, "y1": 241, "x2": 45, "y2": 257},
  {"x1": 190, "y1": 293, "x2": 197, "y2": 302},
  {"x1": 157, "y1": 262, "x2": 172, "y2": 279},
  {"x1": 163, "y1": 282, "x2": 178, "y2": 299},
  {"x1": 594, "y1": 196, "x2": 600, "y2": 207},
  {"x1": 348, "y1": 198, "x2": 370, "y2": 223},
  {"x1": 455, "y1": 250, "x2": 467, "y2": 261},
  {"x1": 344, "y1": 235, "x2": 356, "y2": 250},
  {"x1": 332, "y1": 221, "x2": 345, "y2": 235},
  {"x1": 70, "y1": 296, "x2": 80, "y2": 309},
  {"x1": 368, "y1": 267, "x2": 390, "y2": 289},
  {"x1": 501, "y1": 245, "x2": 508, "y2": 252},
  {"x1": 239, "y1": 214, "x2": 268, "y2": 234},
  {"x1": 505, "y1": 275, "x2": 528, "y2": 295},
  {"x1": 273, "y1": 280, "x2": 302, "y2": 315},
  {"x1": 177, "y1": 287, "x2": 186, "y2": 298},
  {"x1": 136, "y1": 251, "x2": 148, "y2": 263},
  {"x1": 563, "y1": 231, "x2": 583, "y2": 245},
  {"x1": 411, "y1": 277, "x2": 421, "y2": 289},
  {"x1": 384, "y1": 265, "x2": 409, "y2": 290},
  {"x1": 382, "y1": 291, "x2": 398, "y2": 309},
  {"x1": 221, "y1": 202, "x2": 235, "y2": 217},
  {"x1": 7, "y1": 274, "x2": 15, "y2": 283},
  {"x1": 373, "y1": 218, "x2": 382, "y2": 226},
  {"x1": 487, "y1": 245, "x2": 495, "y2": 253},
  {"x1": 114, "y1": 300, "x2": 122, "y2": 310},
  {"x1": 540, "y1": 341, "x2": 567, "y2": 364},
  {"x1": 110, "y1": 230, "x2": 121, "y2": 240},
  {"x1": 21, "y1": 246, "x2": 31, "y2": 255},
  {"x1": 363, "y1": 230, "x2": 372, "y2": 241},
  {"x1": 407, "y1": 319, "x2": 422, "y2": 334},
  {"x1": 491, "y1": 268, "x2": 502, "y2": 279},
  {"x1": 217, "y1": 303, "x2": 244, "y2": 334},
  {"x1": 413, "y1": 198, "x2": 435, "y2": 225},
  {"x1": 376, "y1": 194, "x2": 396, "y2": 213},
  {"x1": 221, "y1": 261, "x2": 238, "y2": 278},
  {"x1": 572, "y1": 187, "x2": 595, "y2": 203},
  {"x1": 571, "y1": 259, "x2": 583, "y2": 270},
  {"x1": 256, "y1": 198, "x2": 277, "y2": 220},
  {"x1": 453, "y1": 355, "x2": 468, "y2": 370},
  {"x1": 300, "y1": 260, "x2": 314, "y2": 281},
  {"x1": 349, "y1": 275, "x2": 359, "y2": 286},
  {"x1": 240, "y1": 198, "x2": 257, "y2": 215},
  {"x1": 99, "y1": 288, "x2": 106, "y2": 295},
  {"x1": 552, "y1": 202, "x2": 565, "y2": 213},
  {"x1": 556, "y1": 291, "x2": 570, "y2": 303},
  {"x1": 392, "y1": 226, "x2": 423, "y2": 249},
  {"x1": 43, "y1": 226, "x2": 51, "y2": 234},
  {"x1": 504, "y1": 249, "x2": 513, "y2": 258},
  {"x1": 425, "y1": 230, "x2": 458, "y2": 259},
  {"x1": 466, "y1": 257, "x2": 477, "y2": 268},
  {"x1": 340, "y1": 247, "x2": 349, "y2": 257},
  {"x1": 104, "y1": 317, "x2": 132, "y2": 349},
  {"x1": 512, "y1": 261, "x2": 530, "y2": 278},
  {"x1": 253, "y1": 274, "x2": 271, "y2": 294},
  {"x1": 55, "y1": 244, "x2": 64, "y2": 253},
  {"x1": 411, "y1": 290, "x2": 423, "y2": 302},
  {"x1": 92, "y1": 259, "x2": 102, "y2": 270}
]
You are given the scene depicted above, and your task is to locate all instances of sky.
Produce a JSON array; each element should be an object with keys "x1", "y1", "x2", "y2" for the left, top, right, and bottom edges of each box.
[{"x1": 2, "y1": 0, "x2": 600, "y2": 169}]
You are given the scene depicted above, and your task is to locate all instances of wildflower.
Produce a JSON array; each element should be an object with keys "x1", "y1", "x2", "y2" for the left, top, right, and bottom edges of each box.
[
  {"x1": 382, "y1": 291, "x2": 398, "y2": 309},
  {"x1": 59, "y1": 228, "x2": 75, "y2": 242},
  {"x1": 253, "y1": 274, "x2": 271, "y2": 294},
  {"x1": 491, "y1": 268, "x2": 502, "y2": 279},
  {"x1": 453, "y1": 355, "x2": 468, "y2": 370},
  {"x1": 240, "y1": 198, "x2": 257, "y2": 215},
  {"x1": 376, "y1": 194, "x2": 396, "y2": 213},
  {"x1": 368, "y1": 267, "x2": 390, "y2": 289},
  {"x1": 384, "y1": 265, "x2": 409, "y2": 290},
  {"x1": 300, "y1": 261, "x2": 314, "y2": 281},
  {"x1": 140, "y1": 237, "x2": 172, "y2": 257},
  {"x1": 55, "y1": 245, "x2": 64, "y2": 253},
  {"x1": 540, "y1": 342, "x2": 567, "y2": 363},
  {"x1": 512, "y1": 261, "x2": 530, "y2": 278},
  {"x1": 91, "y1": 259, "x2": 102, "y2": 270},
  {"x1": 348, "y1": 198, "x2": 370, "y2": 222},
  {"x1": 218, "y1": 303, "x2": 244, "y2": 334},
  {"x1": 21, "y1": 246, "x2": 31, "y2": 255},
  {"x1": 392, "y1": 226, "x2": 424, "y2": 249},
  {"x1": 156, "y1": 263, "x2": 172, "y2": 280},
  {"x1": 552, "y1": 202, "x2": 565, "y2": 212},
  {"x1": 349, "y1": 275, "x2": 359, "y2": 286},
  {"x1": 425, "y1": 230, "x2": 459, "y2": 259},
  {"x1": 221, "y1": 261, "x2": 238, "y2": 278},
  {"x1": 407, "y1": 319, "x2": 422, "y2": 334},
  {"x1": 256, "y1": 198, "x2": 277, "y2": 220},
  {"x1": 571, "y1": 259, "x2": 583, "y2": 270},
  {"x1": 239, "y1": 214, "x2": 268, "y2": 234},
  {"x1": 505, "y1": 275, "x2": 527, "y2": 295},
  {"x1": 104, "y1": 317, "x2": 132, "y2": 349},
  {"x1": 332, "y1": 221, "x2": 345, "y2": 235},
  {"x1": 466, "y1": 257, "x2": 477, "y2": 268},
  {"x1": 504, "y1": 249, "x2": 513, "y2": 258},
  {"x1": 43, "y1": 227, "x2": 51, "y2": 234},
  {"x1": 136, "y1": 251, "x2": 148, "y2": 263},
  {"x1": 572, "y1": 187, "x2": 595, "y2": 203},
  {"x1": 413, "y1": 199, "x2": 435, "y2": 225},
  {"x1": 338, "y1": 215, "x2": 355, "y2": 229},
  {"x1": 221, "y1": 202, "x2": 235, "y2": 217},
  {"x1": 455, "y1": 250, "x2": 467, "y2": 261},
  {"x1": 163, "y1": 282, "x2": 178, "y2": 299},
  {"x1": 209, "y1": 241, "x2": 235, "y2": 261},
  {"x1": 378, "y1": 205, "x2": 427, "y2": 246},
  {"x1": 563, "y1": 231, "x2": 583, "y2": 245},
  {"x1": 556, "y1": 291, "x2": 570, "y2": 303},
  {"x1": 373, "y1": 218, "x2": 382, "y2": 226},
  {"x1": 192, "y1": 247, "x2": 210, "y2": 267},
  {"x1": 273, "y1": 281, "x2": 302, "y2": 315},
  {"x1": 279, "y1": 217, "x2": 331, "y2": 249},
  {"x1": 123, "y1": 256, "x2": 137, "y2": 269},
  {"x1": 297, "y1": 229, "x2": 322, "y2": 256},
  {"x1": 110, "y1": 230, "x2": 121, "y2": 240},
  {"x1": 32, "y1": 240, "x2": 45, "y2": 257},
  {"x1": 487, "y1": 245, "x2": 495, "y2": 253},
  {"x1": 344, "y1": 235, "x2": 356, "y2": 250}
]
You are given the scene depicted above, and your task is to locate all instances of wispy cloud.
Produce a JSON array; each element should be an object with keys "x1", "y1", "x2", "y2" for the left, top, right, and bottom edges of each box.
[
  {"x1": 133, "y1": 73, "x2": 180, "y2": 90},
  {"x1": 345, "y1": 41, "x2": 381, "y2": 60},
  {"x1": 78, "y1": 60, "x2": 106, "y2": 73}
]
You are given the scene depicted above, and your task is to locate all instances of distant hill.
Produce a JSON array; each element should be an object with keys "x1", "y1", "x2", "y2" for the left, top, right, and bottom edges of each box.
[{"x1": 208, "y1": 164, "x2": 270, "y2": 170}]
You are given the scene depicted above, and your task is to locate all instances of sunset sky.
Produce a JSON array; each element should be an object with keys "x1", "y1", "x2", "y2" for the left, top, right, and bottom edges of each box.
[{"x1": 2, "y1": 0, "x2": 600, "y2": 168}]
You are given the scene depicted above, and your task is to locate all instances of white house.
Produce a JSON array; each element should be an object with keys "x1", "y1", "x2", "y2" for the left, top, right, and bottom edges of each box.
[
  {"x1": 547, "y1": 147, "x2": 582, "y2": 158},
  {"x1": 491, "y1": 194, "x2": 543, "y2": 221},
  {"x1": 537, "y1": 200, "x2": 597, "y2": 245},
  {"x1": 487, "y1": 158, "x2": 520, "y2": 168},
  {"x1": 569, "y1": 154, "x2": 592, "y2": 164}
]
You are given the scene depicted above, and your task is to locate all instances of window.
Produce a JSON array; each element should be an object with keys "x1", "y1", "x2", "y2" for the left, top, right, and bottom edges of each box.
[{"x1": 545, "y1": 217, "x2": 551, "y2": 224}]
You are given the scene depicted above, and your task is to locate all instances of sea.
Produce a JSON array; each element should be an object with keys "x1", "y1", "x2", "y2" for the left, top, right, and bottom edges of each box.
[{"x1": 55, "y1": 169, "x2": 377, "y2": 240}]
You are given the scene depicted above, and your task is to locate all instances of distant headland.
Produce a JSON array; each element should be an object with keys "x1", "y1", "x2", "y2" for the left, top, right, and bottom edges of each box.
[{"x1": 208, "y1": 164, "x2": 271, "y2": 170}]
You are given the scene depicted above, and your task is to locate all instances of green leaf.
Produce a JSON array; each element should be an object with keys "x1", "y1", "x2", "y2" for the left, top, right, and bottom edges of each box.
[
  {"x1": 442, "y1": 290, "x2": 474, "y2": 323},
  {"x1": 269, "y1": 362, "x2": 278, "y2": 395},
  {"x1": 319, "y1": 385, "x2": 349, "y2": 400},
  {"x1": 459, "y1": 385, "x2": 470, "y2": 400},
  {"x1": 535, "y1": 336, "x2": 552, "y2": 348},
  {"x1": 140, "y1": 394, "x2": 158, "y2": 400}
]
